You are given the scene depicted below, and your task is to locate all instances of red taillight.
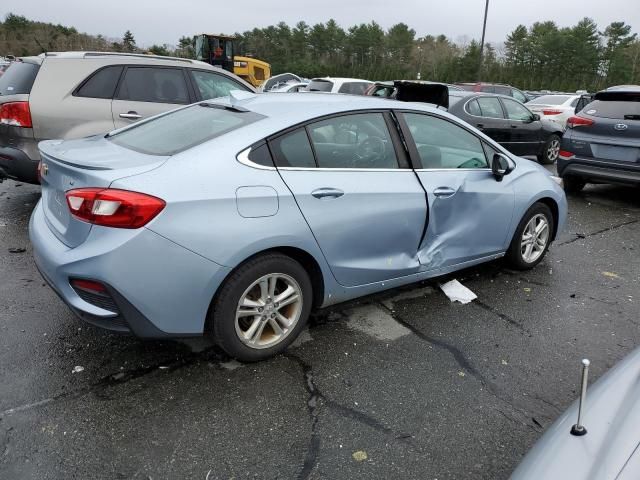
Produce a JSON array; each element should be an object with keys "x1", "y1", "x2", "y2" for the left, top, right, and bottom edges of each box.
[
  {"x1": 558, "y1": 150, "x2": 574, "y2": 159},
  {"x1": 566, "y1": 116, "x2": 594, "y2": 128},
  {"x1": 0, "y1": 101, "x2": 32, "y2": 127},
  {"x1": 65, "y1": 188, "x2": 165, "y2": 229},
  {"x1": 542, "y1": 109, "x2": 563, "y2": 116},
  {"x1": 71, "y1": 278, "x2": 107, "y2": 293}
]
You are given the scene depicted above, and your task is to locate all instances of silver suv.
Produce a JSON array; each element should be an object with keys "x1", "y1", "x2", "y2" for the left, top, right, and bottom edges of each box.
[{"x1": 0, "y1": 51, "x2": 254, "y2": 183}]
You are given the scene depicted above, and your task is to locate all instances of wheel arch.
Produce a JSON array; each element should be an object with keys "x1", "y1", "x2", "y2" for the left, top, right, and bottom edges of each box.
[{"x1": 534, "y1": 197, "x2": 560, "y2": 240}]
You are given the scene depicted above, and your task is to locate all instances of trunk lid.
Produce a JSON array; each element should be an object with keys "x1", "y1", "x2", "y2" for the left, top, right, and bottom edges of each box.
[{"x1": 39, "y1": 135, "x2": 168, "y2": 247}]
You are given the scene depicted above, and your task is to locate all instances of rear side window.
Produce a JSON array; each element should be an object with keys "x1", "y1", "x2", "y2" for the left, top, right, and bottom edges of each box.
[
  {"x1": 337, "y1": 82, "x2": 370, "y2": 95},
  {"x1": 75, "y1": 66, "x2": 123, "y2": 99},
  {"x1": 270, "y1": 129, "x2": 316, "y2": 168},
  {"x1": 108, "y1": 104, "x2": 265, "y2": 155},
  {"x1": 477, "y1": 97, "x2": 504, "y2": 119},
  {"x1": 466, "y1": 99, "x2": 482, "y2": 116},
  {"x1": 306, "y1": 80, "x2": 333, "y2": 92},
  {"x1": 0, "y1": 61, "x2": 39, "y2": 95},
  {"x1": 585, "y1": 93, "x2": 640, "y2": 120},
  {"x1": 117, "y1": 67, "x2": 190, "y2": 104}
]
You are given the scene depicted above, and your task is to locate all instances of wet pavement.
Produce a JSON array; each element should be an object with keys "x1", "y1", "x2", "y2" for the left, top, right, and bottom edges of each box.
[{"x1": 0, "y1": 174, "x2": 639, "y2": 479}]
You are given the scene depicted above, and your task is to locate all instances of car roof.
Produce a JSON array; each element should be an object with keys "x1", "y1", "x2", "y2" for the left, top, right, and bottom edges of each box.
[
  {"x1": 39, "y1": 51, "x2": 211, "y2": 68},
  {"x1": 311, "y1": 77, "x2": 373, "y2": 84}
]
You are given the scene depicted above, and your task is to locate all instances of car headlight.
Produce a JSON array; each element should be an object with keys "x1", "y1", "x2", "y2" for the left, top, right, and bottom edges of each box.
[{"x1": 550, "y1": 175, "x2": 563, "y2": 187}]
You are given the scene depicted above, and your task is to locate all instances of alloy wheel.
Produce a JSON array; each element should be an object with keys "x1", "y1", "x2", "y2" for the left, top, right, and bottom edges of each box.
[
  {"x1": 234, "y1": 273, "x2": 303, "y2": 349},
  {"x1": 520, "y1": 214, "x2": 550, "y2": 263},
  {"x1": 547, "y1": 138, "x2": 560, "y2": 162}
]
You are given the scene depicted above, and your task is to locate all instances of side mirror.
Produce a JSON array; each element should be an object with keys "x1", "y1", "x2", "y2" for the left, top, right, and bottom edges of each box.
[
  {"x1": 492, "y1": 153, "x2": 514, "y2": 181},
  {"x1": 532, "y1": 113, "x2": 540, "y2": 121}
]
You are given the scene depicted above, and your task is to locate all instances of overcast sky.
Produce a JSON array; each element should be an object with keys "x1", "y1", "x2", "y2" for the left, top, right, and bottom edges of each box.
[{"x1": 2, "y1": 0, "x2": 638, "y2": 47}]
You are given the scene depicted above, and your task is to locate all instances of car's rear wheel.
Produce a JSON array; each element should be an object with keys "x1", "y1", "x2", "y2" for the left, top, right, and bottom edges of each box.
[
  {"x1": 538, "y1": 134, "x2": 561, "y2": 164},
  {"x1": 209, "y1": 253, "x2": 312, "y2": 362},
  {"x1": 506, "y1": 203, "x2": 554, "y2": 270},
  {"x1": 563, "y1": 176, "x2": 586, "y2": 193}
]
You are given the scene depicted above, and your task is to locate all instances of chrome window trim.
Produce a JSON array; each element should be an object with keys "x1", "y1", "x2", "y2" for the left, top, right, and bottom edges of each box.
[
  {"x1": 464, "y1": 97, "x2": 505, "y2": 120},
  {"x1": 413, "y1": 168, "x2": 492, "y2": 172},
  {"x1": 277, "y1": 167, "x2": 412, "y2": 172},
  {"x1": 236, "y1": 146, "x2": 276, "y2": 171}
]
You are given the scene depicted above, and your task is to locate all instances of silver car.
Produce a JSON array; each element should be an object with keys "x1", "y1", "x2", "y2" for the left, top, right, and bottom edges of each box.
[{"x1": 0, "y1": 51, "x2": 253, "y2": 183}]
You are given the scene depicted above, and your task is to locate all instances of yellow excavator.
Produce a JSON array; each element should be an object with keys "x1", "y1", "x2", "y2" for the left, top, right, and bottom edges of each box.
[{"x1": 194, "y1": 34, "x2": 271, "y2": 88}]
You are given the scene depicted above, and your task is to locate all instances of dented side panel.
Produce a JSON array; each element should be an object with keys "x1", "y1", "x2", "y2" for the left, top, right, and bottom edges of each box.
[{"x1": 414, "y1": 169, "x2": 515, "y2": 270}]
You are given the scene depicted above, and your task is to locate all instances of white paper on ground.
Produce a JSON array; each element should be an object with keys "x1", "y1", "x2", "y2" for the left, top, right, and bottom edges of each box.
[{"x1": 440, "y1": 279, "x2": 477, "y2": 304}]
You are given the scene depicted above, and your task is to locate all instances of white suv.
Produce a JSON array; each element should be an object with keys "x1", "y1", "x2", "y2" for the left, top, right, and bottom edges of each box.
[{"x1": 304, "y1": 77, "x2": 373, "y2": 95}]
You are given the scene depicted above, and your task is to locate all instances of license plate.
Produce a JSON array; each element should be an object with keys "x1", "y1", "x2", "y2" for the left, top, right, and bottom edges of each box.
[{"x1": 592, "y1": 144, "x2": 639, "y2": 162}]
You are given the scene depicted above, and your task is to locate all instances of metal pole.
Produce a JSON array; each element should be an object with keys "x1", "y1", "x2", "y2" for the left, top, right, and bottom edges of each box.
[
  {"x1": 570, "y1": 359, "x2": 590, "y2": 436},
  {"x1": 478, "y1": 0, "x2": 489, "y2": 81}
]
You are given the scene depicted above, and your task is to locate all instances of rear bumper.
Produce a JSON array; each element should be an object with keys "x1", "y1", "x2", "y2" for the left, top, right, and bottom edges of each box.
[
  {"x1": 0, "y1": 128, "x2": 40, "y2": 183},
  {"x1": 558, "y1": 157, "x2": 640, "y2": 186},
  {"x1": 29, "y1": 201, "x2": 231, "y2": 337}
]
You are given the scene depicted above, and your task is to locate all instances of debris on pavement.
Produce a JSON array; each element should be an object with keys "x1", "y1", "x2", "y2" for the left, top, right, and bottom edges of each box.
[
  {"x1": 352, "y1": 450, "x2": 368, "y2": 462},
  {"x1": 602, "y1": 271, "x2": 620, "y2": 279},
  {"x1": 440, "y1": 279, "x2": 477, "y2": 304},
  {"x1": 72, "y1": 366, "x2": 85, "y2": 374}
]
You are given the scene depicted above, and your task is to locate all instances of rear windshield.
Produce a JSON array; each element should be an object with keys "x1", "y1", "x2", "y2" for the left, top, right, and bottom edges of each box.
[
  {"x1": 337, "y1": 82, "x2": 371, "y2": 95},
  {"x1": 306, "y1": 80, "x2": 333, "y2": 92},
  {"x1": 456, "y1": 84, "x2": 475, "y2": 91},
  {"x1": 108, "y1": 103, "x2": 265, "y2": 155},
  {"x1": 585, "y1": 92, "x2": 640, "y2": 120},
  {"x1": 528, "y1": 95, "x2": 571, "y2": 105},
  {"x1": 0, "y1": 61, "x2": 39, "y2": 95},
  {"x1": 448, "y1": 95, "x2": 466, "y2": 107}
]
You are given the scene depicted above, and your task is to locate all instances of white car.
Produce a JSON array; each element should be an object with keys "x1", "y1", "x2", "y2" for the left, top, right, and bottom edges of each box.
[
  {"x1": 269, "y1": 82, "x2": 309, "y2": 93},
  {"x1": 526, "y1": 94, "x2": 580, "y2": 128},
  {"x1": 304, "y1": 77, "x2": 373, "y2": 95}
]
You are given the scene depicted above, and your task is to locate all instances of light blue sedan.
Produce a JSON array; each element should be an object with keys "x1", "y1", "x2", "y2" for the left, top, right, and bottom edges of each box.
[{"x1": 29, "y1": 92, "x2": 567, "y2": 361}]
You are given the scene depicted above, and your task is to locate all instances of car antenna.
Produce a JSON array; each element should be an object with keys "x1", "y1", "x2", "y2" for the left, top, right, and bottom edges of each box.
[{"x1": 570, "y1": 359, "x2": 590, "y2": 436}]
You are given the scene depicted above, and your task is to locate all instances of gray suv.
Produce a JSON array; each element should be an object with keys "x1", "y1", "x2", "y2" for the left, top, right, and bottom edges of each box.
[{"x1": 0, "y1": 51, "x2": 254, "y2": 183}]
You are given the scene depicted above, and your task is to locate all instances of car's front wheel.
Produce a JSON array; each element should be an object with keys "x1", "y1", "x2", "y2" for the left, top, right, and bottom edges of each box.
[
  {"x1": 538, "y1": 134, "x2": 561, "y2": 164},
  {"x1": 506, "y1": 203, "x2": 555, "y2": 270},
  {"x1": 209, "y1": 253, "x2": 312, "y2": 362}
]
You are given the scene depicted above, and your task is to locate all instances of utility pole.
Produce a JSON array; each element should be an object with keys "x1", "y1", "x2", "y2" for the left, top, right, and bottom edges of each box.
[{"x1": 478, "y1": 0, "x2": 489, "y2": 81}]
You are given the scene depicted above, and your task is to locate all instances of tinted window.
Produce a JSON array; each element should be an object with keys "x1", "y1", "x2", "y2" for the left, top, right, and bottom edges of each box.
[
  {"x1": 494, "y1": 86, "x2": 511, "y2": 96},
  {"x1": 404, "y1": 113, "x2": 488, "y2": 169},
  {"x1": 0, "y1": 61, "x2": 39, "y2": 95},
  {"x1": 337, "y1": 82, "x2": 371, "y2": 95},
  {"x1": 117, "y1": 67, "x2": 189, "y2": 104},
  {"x1": 76, "y1": 66, "x2": 123, "y2": 99},
  {"x1": 502, "y1": 98, "x2": 533, "y2": 121},
  {"x1": 512, "y1": 89, "x2": 528, "y2": 103},
  {"x1": 466, "y1": 99, "x2": 482, "y2": 116},
  {"x1": 306, "y1": 80, "x2": 333, "y2": 92},
  {"x1": 584, "y1": 93, "x2": 640, "y2": 119},
  {"x1": 190, "y1": 70, "x2": 247, "y2": 100},
  {"x1": 570, "y1": 98, "x2": 579, "y2": 108},
  {"x1": 109, "y1": 104, "x2": 264, "y2": 155},
  {"x1": 477, "y1": 97, "x2": 505, "y2": 119},
  {"x1": 270, "y1": 129, "x2": 316, "y2": 168},
  {"x1": 307, "y1": 113, "x2": 399, "y2": 169},
  {"x1": 247, "y1": 143, "x2": 274, "y2": 167}
]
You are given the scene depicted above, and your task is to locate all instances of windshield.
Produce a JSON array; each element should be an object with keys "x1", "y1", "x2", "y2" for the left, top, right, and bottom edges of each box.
[
  {"x1": 109, "y1": 103, "x2": 265, "y2": 155},
  {"x1": 0, "y1": 61, "x2": 39, "y2": 95},
  {"x1": 306, "y1": 80, "x2": 333, "y2": 92},
  {"x1": 528, "y1": 95, "x2": 571, "y2": 105}
]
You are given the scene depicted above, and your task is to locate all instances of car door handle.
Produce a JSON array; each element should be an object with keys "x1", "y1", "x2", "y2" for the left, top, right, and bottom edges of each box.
[
  {"x1": 311, "y1": 188, "x2": 344, "y2": 199},
  {"x1": 119, "y1": 111, "x2": 142, "y2": 120},
  {"x1": 433, "y1": 187, "x2": 456, "y2": 198}
]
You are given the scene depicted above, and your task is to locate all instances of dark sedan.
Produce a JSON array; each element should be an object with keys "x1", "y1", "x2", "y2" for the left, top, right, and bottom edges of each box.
[
  {"x1": 558, "y1": 86, "x2": 640, "y2": 192},
  {"x1": 448, "y1": 92, "x2": 564, "y2": 164}
]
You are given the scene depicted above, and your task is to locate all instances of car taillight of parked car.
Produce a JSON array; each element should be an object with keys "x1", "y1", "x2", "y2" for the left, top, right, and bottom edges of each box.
[
  {"x1": 566, "y1": 116, "x2": 594, "y2": 128},
  {"x1": 0, "y1": 101, "x2": 32, "y2": 127},
  {"x1": 542, "y1": 109, "x2": 563, "y2": 116},
  {"x1": 65, "y1": 188, "x2": 166, "y2": 229}
]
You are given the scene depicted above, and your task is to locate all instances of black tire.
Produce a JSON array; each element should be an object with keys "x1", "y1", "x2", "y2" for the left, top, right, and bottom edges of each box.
[
  {"x1": 537, "y1": 134, "x2": 561, "y2": 164},
  {"x1": 563, "y1": 176, "x2": 586, "y2": 193},
  {"x1": 505, "y1": 203, "x2": 555, "y2": 270},
  {"x1": 209, "y1": 253, "x2": 313, "y2": 362}
]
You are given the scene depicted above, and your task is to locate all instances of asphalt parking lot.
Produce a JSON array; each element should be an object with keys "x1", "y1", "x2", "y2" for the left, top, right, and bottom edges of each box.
[{"x1": 1, "y1": 172, "x2": 639, "y2": 480}]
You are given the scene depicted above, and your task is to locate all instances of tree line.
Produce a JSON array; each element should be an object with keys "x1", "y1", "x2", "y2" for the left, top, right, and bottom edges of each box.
[{"x1": 1, "y1": 13, "x2": 638, "y2": 92}]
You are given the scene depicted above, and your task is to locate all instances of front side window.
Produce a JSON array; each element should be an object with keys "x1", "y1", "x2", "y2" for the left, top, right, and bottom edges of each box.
[
  {"x1": 108, "y1": 104, "x2": 264, "y2": 155},
  {"x1": 477, "y1": 97, "x2": 505, "y2": 119},
  {"x1": 307, "y1": 113, "x2": 399, "y2": 169},
  {"x1": 270, "y1": 129, "x2": 316, "y2": 168},
  {"x1": 117, "y1": 67, "x2": 189, "y2": 104},
  {"x1": 502, "y1": 98, "x2": 533, "y2": 121},
  {"x1": 75, "y1": 66, "x2": 123, "y2": 99},
  {"x1": 403, "y1": 113, "x2": 488, "y2": 169},
  {"x1": 190, "y1": 70, "x2": 247, "y2": 100}
]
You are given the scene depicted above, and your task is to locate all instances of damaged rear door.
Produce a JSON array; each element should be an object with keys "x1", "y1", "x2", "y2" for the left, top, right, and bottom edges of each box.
[{"x1": 396, "y1": 111, "x2": 515, "y2": 270}]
